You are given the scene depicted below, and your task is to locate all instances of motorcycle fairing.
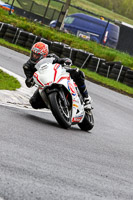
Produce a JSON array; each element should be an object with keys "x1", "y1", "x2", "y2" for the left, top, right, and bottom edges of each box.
[{"x1": 33, "y1": 62, "x2": 85, "y2": 123}]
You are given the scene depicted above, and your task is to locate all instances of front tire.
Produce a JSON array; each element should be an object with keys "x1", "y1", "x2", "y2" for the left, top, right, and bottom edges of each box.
[
  {"x1": 78, "y1": 110, "x2": 94, "y2": 131},
  {"x1": 48, "y1": 91, "x2": 72, "y2": 129}
]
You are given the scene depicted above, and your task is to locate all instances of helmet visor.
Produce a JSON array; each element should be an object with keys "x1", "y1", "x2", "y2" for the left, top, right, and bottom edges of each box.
[{"x1": 30, "y1": 52, "x2": 41, "y2": 63}]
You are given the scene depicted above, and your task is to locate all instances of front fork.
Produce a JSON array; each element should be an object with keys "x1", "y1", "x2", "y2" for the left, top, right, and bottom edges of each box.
[
  {"x1": 40, "y1": 86, "x2": 71, "y2": 109},
  {"x1": 58, "y1": 89, "x2": 69, "y2": 108}
]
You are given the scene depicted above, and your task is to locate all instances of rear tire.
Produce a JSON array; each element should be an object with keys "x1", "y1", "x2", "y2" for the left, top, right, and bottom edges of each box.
[
  {"x1": 48, "y1": 91, "x2": 72, "y2": 129},
  {"x1": 78, "y1": 110, "x2": 94, "y2": 131}
]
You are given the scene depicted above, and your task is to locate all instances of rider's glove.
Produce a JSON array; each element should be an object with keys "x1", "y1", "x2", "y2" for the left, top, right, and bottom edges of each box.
[
  {"x1": 57, "y1": 58, "x2": 72, "y2": 68},
  {"x1": 62, "y1": 58, "x2": 72, "y2": 67},
  {"x1": 25, "y1": 77, "x2": 34, "y2": 88}
]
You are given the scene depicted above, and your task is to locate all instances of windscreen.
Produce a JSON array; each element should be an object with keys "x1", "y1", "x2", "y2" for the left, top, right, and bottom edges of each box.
[{"x1": 64, "y1": 16, "x2": 75, "y2": 24}]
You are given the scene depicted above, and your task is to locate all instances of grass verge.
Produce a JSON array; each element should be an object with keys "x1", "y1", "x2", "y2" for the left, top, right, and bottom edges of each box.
[
  {"x1": 82, "y1": 69, "x2": 133, "y2": 98},
  {"x1": 0, "y1": 69, "x2": 21, "y2": 90}
]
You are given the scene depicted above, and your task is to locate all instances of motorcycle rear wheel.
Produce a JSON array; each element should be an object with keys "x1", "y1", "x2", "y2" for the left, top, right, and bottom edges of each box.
[
  {"x1": 48, "y1": 91, "x2": 72, "y2": 129},
  {"x1": 78, "y1": 110, "x2": 94, "y2": 131}
]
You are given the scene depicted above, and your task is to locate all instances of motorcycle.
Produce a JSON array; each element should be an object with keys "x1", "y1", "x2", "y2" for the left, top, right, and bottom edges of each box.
[{"x1": 33, "y1": 58, "x2": 94, "y2": 131}]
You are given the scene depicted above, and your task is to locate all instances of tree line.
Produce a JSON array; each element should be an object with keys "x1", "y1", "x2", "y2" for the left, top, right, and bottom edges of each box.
[{"x1": 88, "y1": 0, "x2": 133, "y2": 20}]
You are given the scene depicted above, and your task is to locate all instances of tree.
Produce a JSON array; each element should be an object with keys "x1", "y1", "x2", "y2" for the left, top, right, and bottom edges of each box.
[{"x1": 56, "y1": 0, "x2": 71, "y2": 30}]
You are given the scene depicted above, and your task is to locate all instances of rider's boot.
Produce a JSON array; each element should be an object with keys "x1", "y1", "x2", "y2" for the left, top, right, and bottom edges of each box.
[
  {"x1": 83, "y1": 96, "x2": 92, "y2": 110},
  {"x1": 78, "y1": 85, "x2": 92, "y2": 110}
]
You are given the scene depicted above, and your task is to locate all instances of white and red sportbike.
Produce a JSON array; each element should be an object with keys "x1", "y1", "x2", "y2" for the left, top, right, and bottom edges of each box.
[{"x1": 33, "y1": 58, "x2": 94, "y2": 131}]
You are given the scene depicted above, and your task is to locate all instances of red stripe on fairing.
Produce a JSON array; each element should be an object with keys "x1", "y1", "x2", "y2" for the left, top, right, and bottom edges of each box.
[
  {"x1": 33, "y1": 72, "x2": 44, "y2": 86},
  {"x1": 53, "y1": 64, "x2": 60, "y2": 81},
  {"x1": 57, "y1": 74, "x2": 70, "y2": 83}
]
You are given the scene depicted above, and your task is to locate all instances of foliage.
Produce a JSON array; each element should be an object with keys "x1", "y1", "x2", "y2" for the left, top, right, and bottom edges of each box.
[{"x1": 88, "y1": 0, "x2": 133, "y2": 20}]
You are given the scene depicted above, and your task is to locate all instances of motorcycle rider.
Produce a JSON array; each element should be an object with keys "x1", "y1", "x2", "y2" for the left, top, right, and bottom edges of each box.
[{"x1": 23, "y1": 42, "x2": 92, "y2": 110}]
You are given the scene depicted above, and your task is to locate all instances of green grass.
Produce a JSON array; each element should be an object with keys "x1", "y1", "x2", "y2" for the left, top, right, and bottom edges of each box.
[
  {"x1": 0, "y1": 69, "x2": 21, "y2": 90},
  {"x1": 82, "y1": 68, "x2": 133, "y2": 96},
  {"x1": 0, "y1": 38, "x2": 30, "y2": 55},
  {"x1": 1, "y1": 8, "x2": 133, "y2": 69}
]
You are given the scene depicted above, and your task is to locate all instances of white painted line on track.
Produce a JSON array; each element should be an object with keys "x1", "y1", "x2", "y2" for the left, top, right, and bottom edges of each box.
[{"x1": 0, "y1": 102, "x2": 51, "y2": 113}]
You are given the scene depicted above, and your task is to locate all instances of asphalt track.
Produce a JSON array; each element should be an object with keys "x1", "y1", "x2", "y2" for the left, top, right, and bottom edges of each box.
[{"x1": 0, "y1": 46, "x2": 133, "y2": 200}]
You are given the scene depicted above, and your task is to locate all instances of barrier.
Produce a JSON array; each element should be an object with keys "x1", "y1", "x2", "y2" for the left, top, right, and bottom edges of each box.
[
  {"x1": 0, "y1": 22, "x2": 133, "y2": 88},
  {"x1": 60, "y1": 46, "x2": 72, "y2": 58},
  {"x1": 74, "y1": 50, "x2": 93, "y2": 68},
  {"x1": 123, "y1": 70, "x2": 133, "y2": 87},
  {"x1": 50, "y1": 42, "x2": 66, "y2": 57},
  {"x1": 0, "y1": 22, "x2": 9, "y2": 38}
]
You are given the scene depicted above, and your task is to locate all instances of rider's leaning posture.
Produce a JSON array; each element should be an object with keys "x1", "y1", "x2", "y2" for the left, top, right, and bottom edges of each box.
[{"x1": 23, "y1": 42, "x2": 92, "y2": 109}]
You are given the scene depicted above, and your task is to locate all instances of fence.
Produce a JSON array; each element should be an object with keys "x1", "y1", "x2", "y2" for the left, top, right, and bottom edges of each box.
[
  {"x1": 0, "y1": 22, "x2": 133, "y2": 89},
  {"x1": 5, "y1": 0, "x2": 116, "y2": 25}
]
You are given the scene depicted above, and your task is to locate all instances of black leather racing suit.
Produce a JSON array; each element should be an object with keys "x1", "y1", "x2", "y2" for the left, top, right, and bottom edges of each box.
[{"x1": 23, "y1": 54, "x2": 89, "y2": 109}]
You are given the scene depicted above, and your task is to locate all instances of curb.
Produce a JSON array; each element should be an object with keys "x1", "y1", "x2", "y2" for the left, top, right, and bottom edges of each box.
[{"x1": 0, "y1": 66, "x2": 36, "y2": 106}]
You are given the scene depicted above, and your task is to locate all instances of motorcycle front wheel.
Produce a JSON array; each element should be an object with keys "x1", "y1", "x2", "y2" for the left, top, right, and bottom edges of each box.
[
  {"x1": 48, "y1": 91, "x2": 72, "y2": 129},
  {"x1": 78, "y1": 110, "x2": 94, "y2": 132}
]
